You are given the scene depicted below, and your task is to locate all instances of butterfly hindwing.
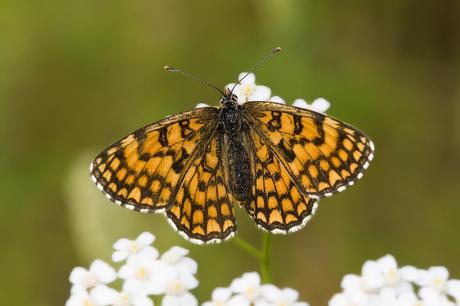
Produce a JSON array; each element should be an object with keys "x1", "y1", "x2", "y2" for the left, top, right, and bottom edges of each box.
[
  {"x1": 243, "y1": 101, "x2": 374, "y2": 198},
  {"x1": 91, "y1": 107, "x2": 219, "y2": 212},
  {"x1": 166, "y1": 134, "x2": 237, "y2": 244},
  {"x1": 245, "y1": 130, "x2": 319, "y2": 233}
]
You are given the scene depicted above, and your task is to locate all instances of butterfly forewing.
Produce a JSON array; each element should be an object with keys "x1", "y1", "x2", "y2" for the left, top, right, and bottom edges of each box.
[
  {"x1": 242, "y1": 101, "x2": 374, "y2": 198},
  {"x1": 91, "y1": 107, "x2": 219, "y2": 212}
]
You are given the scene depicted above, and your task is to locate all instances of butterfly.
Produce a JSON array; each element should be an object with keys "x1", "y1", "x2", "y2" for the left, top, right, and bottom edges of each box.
[{"x1": 91, "y1": 75, "x2": 374, "y2": 245}]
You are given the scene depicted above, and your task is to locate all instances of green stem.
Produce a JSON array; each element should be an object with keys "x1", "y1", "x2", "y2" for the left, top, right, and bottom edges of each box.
[
  {"x1": 260, "y1": 232, "x2": 272, "y2": 283},
  {"x1": 232, "y1": 237, "x2": 262, "y2": 260},
  {"x1": 153, "y1": 296, "x2": 162, "y2": 305},
  {"x1": 232, "y1": 233, "x2": 273, "y2": 283}
]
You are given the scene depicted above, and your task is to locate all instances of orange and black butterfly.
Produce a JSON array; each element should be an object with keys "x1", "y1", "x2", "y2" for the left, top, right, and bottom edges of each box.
[{"x1": 90, "y1": 54, "x2": 374, "y2": 245}]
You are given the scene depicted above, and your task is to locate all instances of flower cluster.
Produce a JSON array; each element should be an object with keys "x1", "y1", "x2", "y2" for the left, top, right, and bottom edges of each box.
[
  {"x1": 66, "y1": 232, "x2": 199, "y2": 306},
  {"x1": 329, "y1": 255, "x2": 460, "y2": 306},
  {"x1": 202, "y1": 272, "x2": 309, "y2": 306},
  {"x1": 196, "y1": 72, "x2": 331, "y2": 113}
]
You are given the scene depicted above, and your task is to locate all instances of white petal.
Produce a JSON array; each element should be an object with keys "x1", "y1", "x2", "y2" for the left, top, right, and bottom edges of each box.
[
  {"x1": 328, "y1": 294, "x2": 348, "y2": 306},
  {"x1": 163, "y1": 292, "x2": 198, "y2": 306},
  {"x1": 253, "y1": 300, "x2": 270, "y2": 306},
  {"x1": 238, "y1": 72, "x2": 256, "y2": 85},
  {"x1": 340, "y1": 274, "x2": 362, "y2": 291},
  {"x1": 212, "y1": 287, "x2": 232, "y2": 301},
  {"x1": 228, "y1": 295, "x2": 251, "y2": 306},
  {"x1": 66, "y1": 291, "x2": 96, "y2": 306},
  {"x1": 138, "y1": 246, "x2": 159, "y2": 259},
  {"x1": 447, "y1": 280, "x2": 460, "y2": 299},
  {"x1": 132, "y1": 293, "x2": 154, "y2": 306},
  {"x1": 90, "y1": 260, "x2": 116, "y2": 284},
  {"x1": 292, "y1": 99, "x2": 309, "y2": 109},
  {"x1": 113, "y1": 238, "x2": 132, "y2": 250},
  {"x1": 181, "y1": 257, "x2": 198, "y2": 274},
  {"x1": 137, "y1": 232, "x2": 155, "y2": 245},
  {"x1": 362, "y1": 260, "x2": 384, "y2": 289},
  {"x1": 91, "y1": 285, "x2": 119, "y2": 305},
  {"x1": 377, "y1": 254, "x2": 398, "y2": 271},
  {"x1": 244, "y1": 272, "x2": 261, "y2": 286},
  {"x1": 260, "y1": 284, "x2": 280, "y2": 301},
  {"x1": 251, "y1": 86, "x2": 271, "y2": 101},
  {"x1": 69, "y1": 267, "x2": 87, "y2": 285},
  {"x1": 163, "y1": 246, "x2": 189, "y2": 261},
  {"x1": 112, "y1": 250, "x2": 129, "y2": 262},
  {"x1": 270, "y1": 96, "x2": 286, "y2": 104},
  {"x1": 230, "y1": 276, "x2": 246, "y2": 293},
  {"x1": 419, "y1": 286, "x2": 441, "y2": 299},
  {"x1": 310, "y1": 97, "x2": 331, "y2": 113},
  {"x1": 428, "y1": 266, "x2": 449, "y2": 281},
  {"x1": 195, "y1": 103, "x2": 209, "y2": 108},
  {"x1": 182, "y1": 273, "x2": 199, "y2": 290},
  {"x1": 400, "y1": 266, "x2": 419, "y2": 282},
  {"x1": 280, "y1": 287, "x2": 299, "y2": 302}
]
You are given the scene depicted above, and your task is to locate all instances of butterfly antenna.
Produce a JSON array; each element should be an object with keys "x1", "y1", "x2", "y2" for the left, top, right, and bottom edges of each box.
[
  {"x1": 164, "y1": 66, "x2": 225, "y2": 96},
  {"x1": 230, "y1": 47, "x2": 282, "y2": 94}
]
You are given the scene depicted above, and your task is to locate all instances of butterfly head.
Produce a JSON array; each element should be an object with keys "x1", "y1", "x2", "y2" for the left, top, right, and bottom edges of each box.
[{"x1": 220, "y1": 88, "x2": 238, "y2": 106}]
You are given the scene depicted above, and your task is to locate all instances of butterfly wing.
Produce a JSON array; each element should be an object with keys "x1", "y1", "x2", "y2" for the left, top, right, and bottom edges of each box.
[
  {"x1": 166, "y1": 134, "x2": 237, "y2": 244},
  {"x1": 90, "y1": 107, "x2": 220, "y2": 212},
  {"x1": 243, "y1": 101, "x2": 374, "y2": 198},
  {"x1": 245, "y1": 129, "x2": 319, "y2": 233}
]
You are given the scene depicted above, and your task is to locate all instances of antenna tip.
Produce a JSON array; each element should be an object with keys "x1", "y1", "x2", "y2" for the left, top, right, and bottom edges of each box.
[
  {"x1": 273, "y1": 47, "x2": 282, "y2": 53},
  {"x1": 164, "y1": 65, "x2": 173, "y2": 71}
]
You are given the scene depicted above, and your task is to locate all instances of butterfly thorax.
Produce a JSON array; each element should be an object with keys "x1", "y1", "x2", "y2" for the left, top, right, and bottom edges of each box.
[{"x1": 219, "y1": 101, "x2": 253, "y2": 202}]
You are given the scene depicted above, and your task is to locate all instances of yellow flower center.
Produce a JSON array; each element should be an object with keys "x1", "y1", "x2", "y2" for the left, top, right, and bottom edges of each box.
[
  {"x1": 241, "y1": 84, "x2": 255, "y2": 98},
  {"x1": 130, "y1": 242, "x2": 139, "y2": 254},
  {"x1": 135, "y1": 266, "x2": 148, "y2": 281},
  {"x1": 83, "y1": 299, "x2": 95, "y2": 306},
  {"x1": 167, "y1": 280, "x2": 185, "y2": 295}
]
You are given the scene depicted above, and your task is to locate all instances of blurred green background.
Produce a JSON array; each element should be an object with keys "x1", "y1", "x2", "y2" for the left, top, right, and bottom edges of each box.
[{"x1": 1, "y1": 0, "x2": 459, "y2": 305}]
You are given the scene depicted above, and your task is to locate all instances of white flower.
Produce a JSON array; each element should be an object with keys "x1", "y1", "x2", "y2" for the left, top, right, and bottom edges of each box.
[
  {"x1": 69, "y1": 259, "x2": 117, "y2": 293},
  {"x1": 91, "y1": 285, "x2": 153, "y2": 306},
  {"x1": 269, "y1": 96, "x2": 286, "y2": 104},
  {"x1": 230, "y1": 272, "x2": 263, "y2": 303},
  {"x1": 66, "y1": 290, "x2": 98, "y2": 306},
  {"x1": 161, "y1": 246, "x2": 198, "y2": 275},
  {"x1": 118, "y1": 252, "x2": 170, "y2": 295},
  {"x1": 256, "y1": 285, "x2": 309, "y2": 306},
  {"x1": 292, "y1": 98, "x2": 330, "y2": 113},
  {"x1": 419, "y1": 287, "x2": 457, "y2": 306},
  {"x1": 154, "y1": 269, "x2": 199, "y2": 306},
  {"x1": 361, "y1": 255, "x2": 415, "y2": 293},
  {"x1": 155, "y1": 269, "x2": 199, "y2": 295},
  {"x1": 202, "y1": 287, "x2": 249, "y2": 306},
  {"x1": 112, "y1": 232, "x2": 159, "y2": 262},
  {"x1": 418, "y1": 267, "x2": 460, "y2": 303},
  {"x1": 226, "y1": 73, "x2": 271, "y2": 104}
]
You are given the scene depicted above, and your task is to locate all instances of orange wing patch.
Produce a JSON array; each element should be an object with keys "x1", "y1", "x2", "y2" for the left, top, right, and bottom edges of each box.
[
  {"x1": 246, "y1": 131, "x2": 318, "y2": 233},
  {"x1": 243, "y1": 102, "x2": 374, "y2": 198},
  {"x1": 91, "y1": 108, "x2": 219, "y2": 213},
  {"x1": 166, "y1": 136, "x2": 237, "y2": 244}
]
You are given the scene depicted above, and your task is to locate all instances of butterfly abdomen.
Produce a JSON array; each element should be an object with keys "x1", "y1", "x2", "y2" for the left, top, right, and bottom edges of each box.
[
  {"x1": 220, "y1": 104, "x2": 252, "y2": 202},
  {"x1": 227, "y1": 137, "x2": 252, "y2": 202}
]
